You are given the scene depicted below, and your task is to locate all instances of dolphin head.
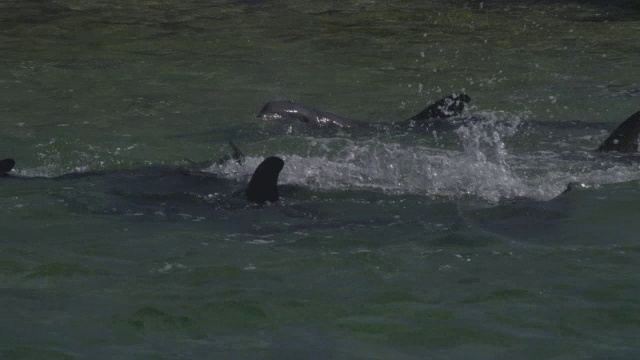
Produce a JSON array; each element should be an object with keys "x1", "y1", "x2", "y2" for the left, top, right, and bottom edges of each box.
[{"x1": 257, "y1": 100, "x2": 317, "y2": 125}]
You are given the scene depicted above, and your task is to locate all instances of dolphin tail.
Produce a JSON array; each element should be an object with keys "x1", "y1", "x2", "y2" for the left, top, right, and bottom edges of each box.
[
  {"x1": 404, "y1": 94, "x2": 471, "y2": 122},
  {"x1": 245, "y1": 156, "x2": 284, "y2": 203},
  {"x1": 597, "y1": 111, "x2": 640, "y2": 153},
  {"x1": 0, "y1": 158, "x2": 15, "y2": 174}
]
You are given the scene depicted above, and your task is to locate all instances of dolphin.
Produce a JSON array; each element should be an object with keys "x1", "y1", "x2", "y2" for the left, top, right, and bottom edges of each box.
[
  {"x1": 0, "y1": 156, "x2": 284, "y2": 205},
  {"x1": 257, "y1": 94, "x2": 472, "y2": 131},
  {"x1": 597, "y1": 111, "x2": 640, "y2": 153}
]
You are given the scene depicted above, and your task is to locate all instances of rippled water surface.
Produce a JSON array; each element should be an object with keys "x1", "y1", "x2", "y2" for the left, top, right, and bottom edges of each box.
[{"x1": 1, "y1": 0, "x2": 639, "y2": 358}]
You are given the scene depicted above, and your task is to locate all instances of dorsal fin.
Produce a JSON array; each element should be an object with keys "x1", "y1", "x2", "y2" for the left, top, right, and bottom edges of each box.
[
  {"x1": 217, "y1": 141, "x2": 246, "y2": 165},
  {"x1": 228, "y1": 141, "x2": 245, "y2": 164},
  {"x1": 0, "y1": 158, "x2": 16, "y2": 174},
  {"x1": 406, "y1": 94, "x2": 471, "y2": 121},
  {"x1": 598, "y1": 111, "x2": 640, "y2": 153},
  {"x1": 246, "y1": 156, "x2": 284, "y2": 203}
]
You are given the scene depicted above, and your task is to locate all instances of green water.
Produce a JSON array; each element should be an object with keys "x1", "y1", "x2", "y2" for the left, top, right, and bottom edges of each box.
[{"x1": 1, "y1": 0, "x2": 639, "y2": 358}]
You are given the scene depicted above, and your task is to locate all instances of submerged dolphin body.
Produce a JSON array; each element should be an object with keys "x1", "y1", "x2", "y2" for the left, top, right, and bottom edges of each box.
[
  {"x1": 257, "y1": 94, "x2": 472, "y2": 132},
  {"x1": 0, "y1": 156, "x2": 285, "y2": 205}
]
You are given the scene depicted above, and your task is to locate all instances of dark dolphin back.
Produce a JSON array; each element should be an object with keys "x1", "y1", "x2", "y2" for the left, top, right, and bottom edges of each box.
[
  {"x1": 598, "y1": 111, "x2": 640, "y2": 153},
  {"x1": 0, "y1": 158, "x2": 15, "y2": 175},
  {"x1": 406, "y1": 94, "x2": 471, "y2": 121},
  {"x1": 257, "y1": 101, "x2": 319, "y2": 125},
  {"x1": 246, "y1": 157, "x2": 284, "y2": 203}
]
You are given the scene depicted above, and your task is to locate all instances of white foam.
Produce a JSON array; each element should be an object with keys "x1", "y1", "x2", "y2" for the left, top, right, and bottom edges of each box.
[{"x1": 214, "y1": 112, "x2": 640, "y2": 203}]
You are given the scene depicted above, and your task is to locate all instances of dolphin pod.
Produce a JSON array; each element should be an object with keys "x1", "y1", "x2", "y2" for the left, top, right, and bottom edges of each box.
[
  {"x1": 2, "y1": 103, "x2": 639, "y2": 208},
  {"x1": 257, "y1": 94, "x2": 472, "y2": 131}
]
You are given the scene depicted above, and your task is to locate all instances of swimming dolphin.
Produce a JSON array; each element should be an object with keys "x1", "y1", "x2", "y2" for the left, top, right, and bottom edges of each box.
[
  {"x1": 257, "y1": 94, "x2": 472, "y2": 131},
  {"x1": 597, "y1": 111, "x2": 640, "y2": 153},
  {"x1": 0, "y1": 156, "x2": 284, "y2": 205}
]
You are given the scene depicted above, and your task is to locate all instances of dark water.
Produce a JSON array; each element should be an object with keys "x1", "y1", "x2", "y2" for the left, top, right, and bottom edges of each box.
[{"x1": 1, "y1": 0, "x2": 639, "y2": 358}]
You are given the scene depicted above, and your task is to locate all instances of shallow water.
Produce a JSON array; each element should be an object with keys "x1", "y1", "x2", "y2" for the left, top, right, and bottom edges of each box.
[{"x1": 1, "y1": 0, "x2": 639, "y2": 358}]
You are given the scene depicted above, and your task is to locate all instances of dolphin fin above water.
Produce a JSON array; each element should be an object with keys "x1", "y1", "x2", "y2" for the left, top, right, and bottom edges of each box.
[
  {"x1": 390, "y1": 94, "x2": 472, "y2": 129},
  {"x1": 402, "y1": 94, "x2": 472, "y2": 122},
  {"x1": 215, "y1": 140, "x2": 246, "y2": 165},
  {"x1": 228, "y1": 141, "x2": 245, "y2": 163},
  {"x1": 0, "y1": 158, "x2": 15, "y2": 175},
  {"x1": 245, "y1": 156, "x2": 285, "y2": 203},
  {"x1": 597, "y1": 111, "x2": 640, "y2": 153}
]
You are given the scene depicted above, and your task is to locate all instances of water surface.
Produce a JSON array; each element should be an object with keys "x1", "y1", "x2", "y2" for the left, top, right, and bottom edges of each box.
[{"x1": 1, "y1": 0, "x2": 639, "y2": 358}]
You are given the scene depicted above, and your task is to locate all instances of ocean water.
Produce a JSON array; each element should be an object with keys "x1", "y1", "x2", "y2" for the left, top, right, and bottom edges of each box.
[{"x1": 1, "y1": 0, "x2": 639, "y2": 358}]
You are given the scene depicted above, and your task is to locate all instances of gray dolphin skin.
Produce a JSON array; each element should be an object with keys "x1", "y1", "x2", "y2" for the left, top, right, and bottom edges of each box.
[
  {"x1": 597, "y1": 111, "x2": 640, "y2": 153},
  {"x1": 257, "y1": 100, "x2": 370, "y2": 129},
  {"x1": 257, "y1": 94, "x2": 472, "y2": 131},
  {"x1": 392, "y1": 93, "x2": 472, "y2": 126},
  {"x1": 0, "y1": 156, "x2": 285, "y2": 205}
]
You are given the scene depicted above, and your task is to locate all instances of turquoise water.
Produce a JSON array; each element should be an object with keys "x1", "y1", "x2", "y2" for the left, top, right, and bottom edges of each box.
[{"x1": 1, "y1": 1, "x2": 639, "y2": 358}]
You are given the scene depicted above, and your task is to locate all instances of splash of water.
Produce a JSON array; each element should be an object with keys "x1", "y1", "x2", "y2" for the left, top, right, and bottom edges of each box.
[
  {"x1": 215, "y1": 111, "x2": 640, "y2": 203},
  {"x1": 216, "y1": 112, "x2": 532, "y2": 202}
]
